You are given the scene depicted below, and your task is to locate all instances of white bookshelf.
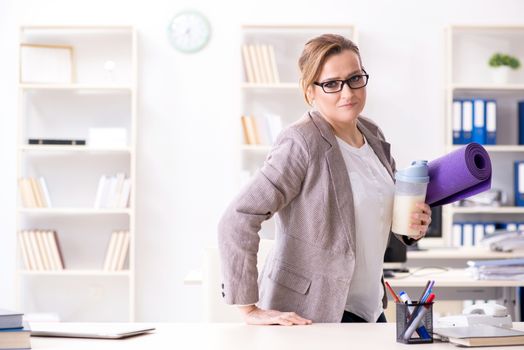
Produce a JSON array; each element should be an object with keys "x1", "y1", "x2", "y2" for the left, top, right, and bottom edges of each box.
[
  {"x1": 442, "y1": 25, "x2": 524, "y2": 246},
  {"x1": 16, "y1": 25, "x2": 137, "y2": 322},
  {"x1": 239, "y1": 25, "x2": 356, "y2": 238}
]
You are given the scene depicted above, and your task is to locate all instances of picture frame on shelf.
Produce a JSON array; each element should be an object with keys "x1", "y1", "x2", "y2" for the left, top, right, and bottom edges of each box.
[{"x1": 19, "y1": 43, "x2": 75, "y2": 84}]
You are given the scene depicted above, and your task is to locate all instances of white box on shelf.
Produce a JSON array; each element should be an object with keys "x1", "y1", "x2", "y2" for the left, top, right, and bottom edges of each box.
[{"x1": 88, "y1": 128, "x2": 127, "y2": 148}]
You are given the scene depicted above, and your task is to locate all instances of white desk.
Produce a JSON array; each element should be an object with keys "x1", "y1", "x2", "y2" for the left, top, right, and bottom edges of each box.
[{"x1": 31, "y1": 322, "x2": 524, "y2": 349}]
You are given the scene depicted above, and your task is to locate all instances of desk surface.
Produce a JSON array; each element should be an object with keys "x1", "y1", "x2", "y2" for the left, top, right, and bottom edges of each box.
[{"x1": 31, "y1": 322, "x2": 524, "y2": 349}]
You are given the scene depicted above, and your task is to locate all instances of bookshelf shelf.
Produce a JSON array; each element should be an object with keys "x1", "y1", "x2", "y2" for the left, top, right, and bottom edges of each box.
[
  {"x1": 19, "y1": 84, "x2": 133, "y2": 92},
  {"x1": 19, "y1": 145, "x2": 132, "y2": 153},
  {"x1": 450, "y1": 84, "x2": 524, "y2": 91},
  {"x1": 443, "y1": 25, "x2": 524, "y2": 247},
  {"x1": 18, "y1": 208, "x2": 132, "y2": 215},
  {"x1": 449, "y1": 206, "x2": 524, "y2": 214},
  {"x1": 16, "y1": 25, "x2": 137, "y2": 322},
  {"x1": 19, "y1": 269, "x2": 131, "y2": 277},
  {"x1": 240, "y1": 82, "x2": 300, "y2": 89},
  {"x1": 449, "y1": 145, "x2": 524, "y2": 152}
]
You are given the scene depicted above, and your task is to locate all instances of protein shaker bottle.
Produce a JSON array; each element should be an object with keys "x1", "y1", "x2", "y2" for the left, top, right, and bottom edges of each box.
[{"x1": 391, "y1": 160, "x2": 430, "y2": 237}]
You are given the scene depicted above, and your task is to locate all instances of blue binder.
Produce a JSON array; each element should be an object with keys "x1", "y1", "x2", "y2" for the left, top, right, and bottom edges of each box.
[
  {"x1": 472, "y1": 99, "x2": 486, "y2": 144},
  {"x1": 462, "y1": 100, "x2": 474, "y2": 144},
  {"x1": 515, "y1": 161, "x2": 524, "y2": 207},
  {"x1": 485, "y1": 100, "x2": 497, "y2": 145},
  {"x1": 452, "y1": 100, "x2": 463, "y2": 144},
  {"x1": 519, "y1": 101, "x2": 524, "y2": 145}
]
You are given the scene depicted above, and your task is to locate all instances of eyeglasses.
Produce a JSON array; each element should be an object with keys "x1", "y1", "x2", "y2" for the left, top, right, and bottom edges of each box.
[{"x1": 313, "y1": 71, "x2": 369, "y2": 93}]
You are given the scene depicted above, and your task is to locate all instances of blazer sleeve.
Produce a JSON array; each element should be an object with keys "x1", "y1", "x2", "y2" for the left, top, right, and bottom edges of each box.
[{"x1": 217, "y1": 128, "x2": 309, "y2": 305}]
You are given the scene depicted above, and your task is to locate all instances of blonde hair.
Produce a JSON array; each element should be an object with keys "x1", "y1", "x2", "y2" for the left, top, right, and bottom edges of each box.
[{"x1": 298, "y1": 34, "x2": 362, "y2": 106}]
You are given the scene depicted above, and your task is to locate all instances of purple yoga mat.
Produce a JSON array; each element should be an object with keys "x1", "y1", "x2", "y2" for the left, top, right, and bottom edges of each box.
[{"x1": 425, "y1": 143, "x2": 492, "y2": 207}]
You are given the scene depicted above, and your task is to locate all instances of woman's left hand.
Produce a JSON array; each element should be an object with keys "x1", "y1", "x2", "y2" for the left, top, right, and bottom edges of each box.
[{"x1": 410, "y1": 202, "x2": 432, "y2": 240}]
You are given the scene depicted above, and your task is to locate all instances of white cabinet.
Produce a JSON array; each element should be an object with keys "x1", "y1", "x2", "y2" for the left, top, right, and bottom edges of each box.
[
  {"x1": 16, "y1": 26, "x2": 137, "y2": 321},
  {"x1": 443, "y1": 25, "x2": 524, "y2": 246}
]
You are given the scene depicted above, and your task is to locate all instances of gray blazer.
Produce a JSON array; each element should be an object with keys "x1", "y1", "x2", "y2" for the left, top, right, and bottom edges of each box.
[{"x1": 218, "y1": 110, "x2": 415, "y2": 323}]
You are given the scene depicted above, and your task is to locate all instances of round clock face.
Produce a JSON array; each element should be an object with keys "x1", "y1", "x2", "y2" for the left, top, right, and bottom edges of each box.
[{"x1": 167, "y1": 11, "x2": 211, "y2": 53}]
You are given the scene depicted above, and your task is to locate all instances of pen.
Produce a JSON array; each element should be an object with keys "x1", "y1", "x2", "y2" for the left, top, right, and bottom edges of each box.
[
  {"x1": 421, "y1": 280, "x2": 435, "y2": 303},
  {"x1": 402, "y1": 293, "x2": 435, "y2": 341},
  {"x1": 399, "y1": 291, "x2": 431, "y2": 340},
  {"x1": 416, "y1": 280, "x2": 431, "y2": 304},
  {"x1": 384, "y1": 281, "x2": 400, "y2": 303}
]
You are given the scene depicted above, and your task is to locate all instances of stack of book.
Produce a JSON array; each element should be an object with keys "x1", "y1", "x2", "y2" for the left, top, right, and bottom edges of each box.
[
  {"x1": 241, "y1": 114, "x2": 282, "y2": 145},
  {"x1": 103, "y1": 230, "x2": 130, "y2": 271},
  {"x1": 467, "y1": 258, "x2": 524, "y2": 280},
  {"x1": 18, "y1": 177, "x2": 51, "y2": 208},
  {"x1": 0, "y1": 309, "x2": 31, "y2": 349},
  {"x1": 93, "y1": 173, "x2": 131, "y2": 209},
  {"x1": 18, "y1": 230, "x2": 64, "y2": 271},
  {"x1": 241, "y1": 44, "x2": 280, "y2": 84}
]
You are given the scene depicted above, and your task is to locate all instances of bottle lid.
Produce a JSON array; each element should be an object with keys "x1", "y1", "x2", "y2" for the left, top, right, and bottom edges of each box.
[{"x1": 395, "y1": 160, "x2": 430, "y2": 183}]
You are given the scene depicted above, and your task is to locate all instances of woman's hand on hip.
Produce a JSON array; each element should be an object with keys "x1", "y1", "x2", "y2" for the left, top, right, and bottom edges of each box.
[
  {"x1": 238, "y1": 305, "x2": 312, "y2": 326},
  {"x1": 410, "y1": 202, "x2": 432, "y2": 240}
]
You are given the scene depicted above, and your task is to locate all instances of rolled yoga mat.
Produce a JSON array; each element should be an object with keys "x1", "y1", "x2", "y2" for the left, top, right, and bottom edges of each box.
[{"x1": 425, "y1": 143, "x2": 492, "y2": 207}]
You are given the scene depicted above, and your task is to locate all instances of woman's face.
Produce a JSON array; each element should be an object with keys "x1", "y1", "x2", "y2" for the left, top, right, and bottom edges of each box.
[{"x1": 309, "y1": 50, "x2": 367, "y2": 127}]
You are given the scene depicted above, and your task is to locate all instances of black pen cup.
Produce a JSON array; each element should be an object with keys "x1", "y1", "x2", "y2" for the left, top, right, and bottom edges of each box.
[{"x1": 396, "y1": 301, "x2": 433, "y2": 344}]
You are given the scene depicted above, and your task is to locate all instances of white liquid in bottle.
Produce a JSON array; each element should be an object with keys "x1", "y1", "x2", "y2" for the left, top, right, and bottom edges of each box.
[{"x1": 391, "y1": 194, "x2": 426, "y2": 236}]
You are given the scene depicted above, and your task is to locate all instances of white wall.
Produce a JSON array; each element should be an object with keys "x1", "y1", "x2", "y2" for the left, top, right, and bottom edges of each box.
[{"x1": 0, "y1": 0, "x2": 522, "y2": 321}]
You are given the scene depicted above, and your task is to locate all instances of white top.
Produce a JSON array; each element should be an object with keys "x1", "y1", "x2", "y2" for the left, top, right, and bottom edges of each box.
[{"x1": 336, "y1": 135, "x2": 395, "y2": 322}]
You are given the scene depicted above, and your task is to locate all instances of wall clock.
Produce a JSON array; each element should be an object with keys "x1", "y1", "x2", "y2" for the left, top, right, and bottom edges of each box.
[{"x1": 167, "y1": 11, "x2": 211, "y2": 53}]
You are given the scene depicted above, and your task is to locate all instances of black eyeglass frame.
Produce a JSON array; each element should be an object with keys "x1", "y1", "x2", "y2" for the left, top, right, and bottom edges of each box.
[{"x1": 313, "y1": 70, "x2": 370, "y2": 93}]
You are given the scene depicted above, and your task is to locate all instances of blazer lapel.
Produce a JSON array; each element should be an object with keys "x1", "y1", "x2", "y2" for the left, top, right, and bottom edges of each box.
[{"x1": 309, "y1": 111, "x2": 355, "y2": 251}]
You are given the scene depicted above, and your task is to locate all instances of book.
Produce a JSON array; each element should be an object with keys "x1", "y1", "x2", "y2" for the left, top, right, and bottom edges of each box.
[
  {"x1": 267, "y1": 45, "x2": 280, "y2": 83},
  {"x1": 434, "y1": 325, "x2": 524, "y2": 347},
  {"x1": 0, "y1": 322, "x2": 31, "y2": 349},
  {"x1": 38, "y1": 177, "x2": 52, "y2": 207},
  {"x1": 248, "y1": 44, "x2": 262, "y2": 83},
  {"x1": 116, "y1": 231, "x2": 130, "y2": 270},
  {"x1": 452, "y1": 99, "x2": 462, "y2": 144},
  {"x1": 485, "y1": 100, "x2": 497, "y2": 145},
  {"x1": 29, "y1": 178, "x2": 44, "y2": 207},
  {"x1": 28, "y1": 138, "x2": 86, "y2": 145},
  {"x1": 519, "y1": 101, "x2": 524, "y2": 145},
  {"x1": 103, "y1": 231, "x2": 119, "y2": 271},
  {"x1": 472, "y1": 99, "x2": 486, "y2": 144},
  {"x1": 515, "y1": 161, "x2": 524, "y2": 207},
  {"x1": 241, "y1": 44, "x2": 255, "y2": 83},
  {"x1": 0, "y1": 309, "x2": 23, "y2": 329},
  {"x1": 462, "y1": 100, "x2": 473, "y2": 144}
]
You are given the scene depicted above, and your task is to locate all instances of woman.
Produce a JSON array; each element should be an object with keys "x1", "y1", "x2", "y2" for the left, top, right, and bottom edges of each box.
[{"x1": 218, "y1": 34, "x2": 432, "y2": 325}]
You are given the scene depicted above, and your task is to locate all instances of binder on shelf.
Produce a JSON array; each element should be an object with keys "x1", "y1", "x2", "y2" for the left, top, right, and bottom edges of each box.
[
  {"x1": 461, "y1": 100, "x2": 473, "y2": 144},
  {"x1": 452, "y1": 99, "x2": 463, "y2": 144},
  {"x1": 462, "y1": 223, "x2": 474, "y2": 247},
  {"x1": 452, "y1": 222, "x2": 462, "y2": 247},
  {"x1": 472, "y1": 99, "x2": 486, "y2": 144},
  {"x1": 473, "y1": 223, "x2": 485, "y2": 246},
  {"x1": 519, "y1": 101, "x2": 524, "y2": 145},
  {"x1": 485, "y1": 100, "x2": 497, "y2": 145},
  {"x1": 515, "y1": 161, "x2": 524, "y2": 207}
]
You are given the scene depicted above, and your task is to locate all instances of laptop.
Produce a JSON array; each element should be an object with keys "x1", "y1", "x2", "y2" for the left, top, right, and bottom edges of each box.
[{"x1": 30, "y1": 322, "x2": 156, "y2": 339}]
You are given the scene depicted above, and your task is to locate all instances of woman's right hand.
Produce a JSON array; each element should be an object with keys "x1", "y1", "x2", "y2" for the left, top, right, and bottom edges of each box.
[{"x1": 238, "y1": 305, "x2": 312, "y2": 326}]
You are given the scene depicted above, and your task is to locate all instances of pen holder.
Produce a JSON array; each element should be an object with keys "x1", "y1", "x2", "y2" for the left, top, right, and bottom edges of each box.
[{"x1": 396, "y1": 301, "x2": 433, "y2": 344}]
